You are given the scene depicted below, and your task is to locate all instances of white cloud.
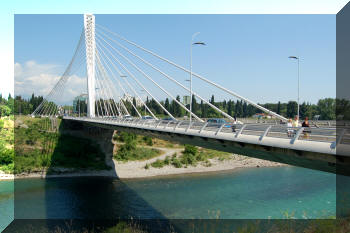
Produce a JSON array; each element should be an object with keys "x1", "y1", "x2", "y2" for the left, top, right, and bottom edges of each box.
[{"x1": 14, "y1": 60, "x2": 87, "y2": 104}]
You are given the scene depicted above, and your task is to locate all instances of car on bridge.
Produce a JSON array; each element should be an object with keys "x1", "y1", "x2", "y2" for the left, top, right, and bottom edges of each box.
[
  {"x1": 162, "y1": 117, "x2": 177, "y2": 121},
  {"x1": 142, "y1": 115, "x2": 156, "y2": 123},
  {"x1": 123, "y1": 115, "x2": 134, "y2": 120},
  {"x1": 207, "y1": 118, "x2": 237, "y2": 132},
  {"x1": 142, "y1": 115, "x2": 153, "y2": 120}
]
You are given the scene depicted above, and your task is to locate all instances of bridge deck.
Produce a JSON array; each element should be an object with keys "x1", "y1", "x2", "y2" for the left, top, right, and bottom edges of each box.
[{"x1": 62, "y1": 116, "x2": 348, "y2": 156}]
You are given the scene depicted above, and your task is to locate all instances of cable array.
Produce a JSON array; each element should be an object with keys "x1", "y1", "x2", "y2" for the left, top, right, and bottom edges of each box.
[{"x1": 33, "y1": 19, "x2": 286, "y2": 123}]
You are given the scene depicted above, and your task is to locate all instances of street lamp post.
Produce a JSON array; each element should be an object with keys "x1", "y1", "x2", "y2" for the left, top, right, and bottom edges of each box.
[
  {"x1": 184, "y1": 79, "x2": 190, "y2": 109},
  {"x1": 288, "y1": 56, "x2": 300, "y2": 121},
  {"x1": 140, "y1": 89, "x2": 146, "y2": 115},
  {"x1": 190, "y1": 32, "x2": 205, "y2": 123},
  {"x1": 120, "y1": 75, "x2": 128, "y2": 116}
]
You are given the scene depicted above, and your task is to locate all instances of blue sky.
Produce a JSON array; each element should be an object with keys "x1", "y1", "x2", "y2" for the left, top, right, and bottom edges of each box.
[
  {"x1": 1, "y1": 0, "x2": 347, "y2": 101},
  {"x1": 15, "y1": 14, "x2": 336, "y2": 104}
]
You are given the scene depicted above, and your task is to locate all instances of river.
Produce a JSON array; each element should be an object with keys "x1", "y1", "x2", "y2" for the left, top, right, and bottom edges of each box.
[{"x1": 0, "y1": 166, "x2": 335, "y2": 231}]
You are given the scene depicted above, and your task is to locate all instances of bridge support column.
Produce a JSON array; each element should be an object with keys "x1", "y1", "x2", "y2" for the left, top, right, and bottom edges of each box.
[{"x1": 84, "y1": 14, "x2": 96, "y2": 118}]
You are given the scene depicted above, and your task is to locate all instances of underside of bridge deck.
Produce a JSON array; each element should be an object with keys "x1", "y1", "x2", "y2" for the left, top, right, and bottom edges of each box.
[{"x1": 64, "y1": 119, "x2": 349, "y2": 176}]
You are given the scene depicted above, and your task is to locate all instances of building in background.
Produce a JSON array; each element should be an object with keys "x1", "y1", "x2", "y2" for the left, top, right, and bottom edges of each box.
[
  {"x1": 121, "y1": 94, "x2": 143, "y2": 107},
  {"x1": 73, "y1": 94, "x2": 88, "y2": 113},
  {"x1": 183, "y1": 95, "x2": 190, "y2": 105}
]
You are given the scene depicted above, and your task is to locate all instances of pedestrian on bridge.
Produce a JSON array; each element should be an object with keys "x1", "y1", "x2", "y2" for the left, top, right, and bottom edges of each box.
[
  {"x1": 287, "y1": 119, "x2": 293, "y2": 137},
  {"x1": 292, "y1": 115, "x2": 299, "y2": 128},
  {"x1": 302, "y1": 117, "x2": 311, "y2": 139}
]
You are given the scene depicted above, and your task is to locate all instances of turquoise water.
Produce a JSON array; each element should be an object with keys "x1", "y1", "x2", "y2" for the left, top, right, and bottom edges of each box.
[
  {"x1": 125, "y1": 166, "x2": 336, "y2": 219},
  {"x1": 0, "y1": 166, "x2": 336, "y2": 230},
  {"x1": 0, "y1": 180, "x2": 14, "y2": 232}
]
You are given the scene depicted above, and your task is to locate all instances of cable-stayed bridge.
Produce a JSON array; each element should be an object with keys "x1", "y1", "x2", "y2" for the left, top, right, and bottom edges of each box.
[{"x1": 31, "y1": 14, "x2": 350, "y2": 175}]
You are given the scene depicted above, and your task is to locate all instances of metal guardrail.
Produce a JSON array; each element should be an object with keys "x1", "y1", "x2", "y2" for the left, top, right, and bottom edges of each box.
[{"x1": 61, "y1": 116, "x2": 345, "y2": 148}]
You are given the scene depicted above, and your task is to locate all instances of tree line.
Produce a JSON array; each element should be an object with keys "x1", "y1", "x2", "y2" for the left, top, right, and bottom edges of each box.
[
  {"x1": 103, "y1": 94, "x2": 337, "y2": 120},
  {"x1": 0, "y1": 93, "x2": 43, "y2": 117},
  {"x1": 0, "y1": 92, "x2": 340, "y2": 120}
]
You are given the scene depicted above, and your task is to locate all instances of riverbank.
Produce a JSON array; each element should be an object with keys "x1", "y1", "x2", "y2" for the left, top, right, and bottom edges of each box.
[
  {"x1": 114, "y1": 149, "x2": 284, "y2": 179},
  {"x1": 0, "y1": 171, "x2": 14, "y2": 180},
  {"x1": 0, "y1": 150, "x2": 284, "y2": 181}
]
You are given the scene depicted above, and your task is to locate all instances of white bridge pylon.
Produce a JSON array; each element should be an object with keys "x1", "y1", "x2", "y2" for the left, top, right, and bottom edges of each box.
[
  {"x1": 84, "y1": 13, "x2": 96, "y2": 118},
  {"x1": 32, "y1": 14, "x2": 288, "y2": 122}
]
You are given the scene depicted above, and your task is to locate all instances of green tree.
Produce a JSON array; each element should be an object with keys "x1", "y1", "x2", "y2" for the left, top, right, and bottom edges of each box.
[
  {"x1": 299, "y1": 102, "x2": 310, "y2": 120},
  {"x1": 164, "y1": 98, "x2": 170, "y2": 112},
  {"x1": 337, "y1": 98, "x2": 350, "y2": 120},
  {"x1": 210, "y1": 95, "x2": 215, "y2": 104},
  {"x1": 223, "y1": 100, "x2": 227, "y2": 110},
  {"x1": 171, "y1": 95, "x2": 183, "y2": 117},
  {"x1": 7, "y1": 95, "x2": 14, "y2": 114},
  {"x1": 247, "y1": 104, "x2": 255, "y2": 117},
  {"x1": 235, "y1": 100, "x2": 243, "y2": 117},
  {"x1": 227, "y1": 100, "x2": 233, "y2": 116},
  {"x1": 131, "y1": 97, "x2": 137, "y2": 116},
  {"x1": 200, "y1": 100, "x2": 208, "y2": 118},
  {"x1": 0, "y1": 105, "x2": 11, "y2": 117},
  {"x1": 277, "y1": 101, "x2": 281, "y2": 115},
  {"x1": 286, "y1": 101, "x2": 298, "y2": 118},
  {"x1": 191, "y1": 95, "x2": 199, "y2": 115},
  {"x1": 317, "y1": 98, "x2": 335, "y2": 120},
  {"x1": 242, "y1": 102, "x2": 248, "y2": 117}
]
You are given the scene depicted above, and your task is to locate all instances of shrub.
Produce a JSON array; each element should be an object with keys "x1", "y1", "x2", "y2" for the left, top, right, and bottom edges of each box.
[
  {"x1": 184, "y1": 144, "x2": 198, "y2": 156},
  {"x1": 180, "y1": 145, "x2": 199, "y2": 166},
  {"x1": 144, "y1": 163, "x2": 150, "y2": 169},
  {"x1": 143, "y1": 136, "x2": 153, "y2": 146},
  {"x1": 115, "y1": 145, "x2": 133, "y2": 161},
  {"x1": 196, "y1": 152, "x2": 206, "y2": 161},
  {"x1": 0, "y1": 163, "x2": 14, "y2": 173},
  {"x1": 25, "y1": 139, "x2": 35, "y2": 145},
  {"x1": 0, "y1": 147, "x2": 14, "y2": 165},
  {"x1": 151, "y1": 159, "x2": 164, "y2": 168},
  {"x1": 204, "y1": 160, "x2": 212, "y2": 167},
  {"x1": 40, "y1": 154, "x2": 51, "y2": 167},
  {"x1": 104, "y1": 221, "x2": 146, "y2": 233},
  {"x1": 118, "y1": 132, "x2": 136, "y2": 143},
  {"x1": 115, "y1": 146, "x2": 160, "y2": 161},
  {"x1": 171, "y1": 153, "x2": 177, "y2": 160},
  {"x1": 171, "y1": 157, "x2": 182, "y2": 168},
  {"x1": 181, "y1": 153, "x2": 196, "y2": 166},
  {"x1": 164, "y1": 156, "x2": 170, "y2": 165}
]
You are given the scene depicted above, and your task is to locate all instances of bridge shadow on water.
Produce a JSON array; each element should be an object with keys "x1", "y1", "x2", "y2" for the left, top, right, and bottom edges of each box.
[{"x1": 9, "y1": 119, "x2": 180, "y2": 232}]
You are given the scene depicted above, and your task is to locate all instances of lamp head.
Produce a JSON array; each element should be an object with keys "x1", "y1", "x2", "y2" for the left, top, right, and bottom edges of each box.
[{"x1": 193, "y1": 42, "x2": 206, "y2": 45}]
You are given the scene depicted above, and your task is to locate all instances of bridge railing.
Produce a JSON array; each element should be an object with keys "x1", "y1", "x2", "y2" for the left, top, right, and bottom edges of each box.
[{"x1": 63, "y1": 116, "x2": 345, "y2": 146}]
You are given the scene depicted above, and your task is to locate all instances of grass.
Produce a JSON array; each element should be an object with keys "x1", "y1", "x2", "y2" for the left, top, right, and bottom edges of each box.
[
  {"x1": 114, "y1": 132, "x2": 162, "y2": 161},
  {"x1": 113, "y1": 131, "x2": 182, "y2": 148},
  {"x1": 114, "y1": 145, "x2": 161, "y2": 161},
  {"x1": 197, "y1": 148, "x2": 232, "y2": 161},
  {"x1": 103, "y1": 222, "x2": 147, "y2": 233},
  {"x1": 10, "y1": 116, "x2": 110, "y2": 174},
  {"x1": 0, "y1": 117, "x2": 14, "y2": 146},
  {"x1": 0, "y1": 116, "x2": 14, "y2": 173},
  {"x1": 146, "y1": 153, "x2": 182, "y2": 169},
  {"x1": 5, "y1": 218, "x2": 350, "y2": 233},
  {"x1": 145, "y1": 145, "x2": 232, "y2": 170},
  {"x1": 150, "y1": 159, "x2": 164, "y2": 168},
  {"x1": 112, "y1": 132, "x2": 237, "y2": 169}
]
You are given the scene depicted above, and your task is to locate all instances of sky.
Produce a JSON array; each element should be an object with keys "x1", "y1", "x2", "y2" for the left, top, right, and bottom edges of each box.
[
  {"x1": 15, "y1": 13, "x2": 337, "y2": 104},
  {"x1": 1, "y1": 0, "x2": 348, "y2": 104}
]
